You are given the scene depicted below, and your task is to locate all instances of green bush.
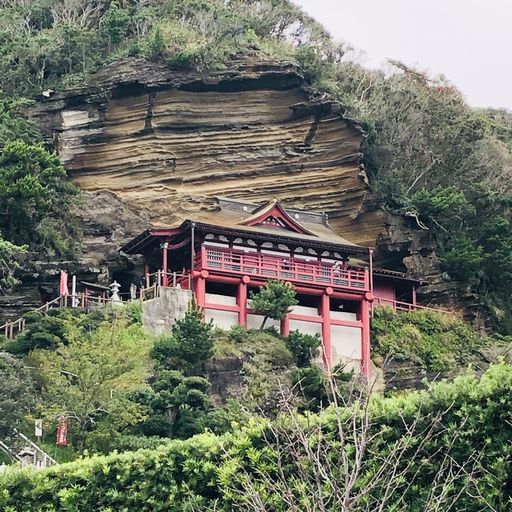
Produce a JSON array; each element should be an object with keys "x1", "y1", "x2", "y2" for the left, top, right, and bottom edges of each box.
[
  {"x1": 372, "y1": 307, "x2": 482, "y2": 371},
  {"x1": 1, "y1": 364, "x2": 512, "y2": 511},
  {"x1": 152, "y1": 305, "x2": 214, "y2": 371},
  {"x1": 285, "y1": 330, "x2": 321, "y2": 366},
  {"x1": 227, "y1": 325, "x2": 248, "y2": 344},
  {"x1": 3, "y1": 309, "x2": 84, "y2": 355},
  {"x1": 292, "y1": 365, "x2": 327, "y2": 411},
  {"x1": 250, "y1": 280, "x2": 298, "y2": 330}
]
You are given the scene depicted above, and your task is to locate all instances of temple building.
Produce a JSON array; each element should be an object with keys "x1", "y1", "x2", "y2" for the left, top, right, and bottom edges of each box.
[{"x1": 121, "y1": 198, "x2": 419, "y2": 375}]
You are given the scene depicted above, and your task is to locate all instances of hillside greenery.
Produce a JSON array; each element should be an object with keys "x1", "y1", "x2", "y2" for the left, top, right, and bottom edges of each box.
[
  {"x1": 372, "y1": 306, "x2": 484, "y2": 372},
  {"x1": 0, "y1": 94, "x2": 78, "y2": 291},
  {"x1": 0, "y1": 1, "x2": 510, "y2": 507},
  {"x1": 0, "y1": 299, "x2": 329, "y2": 459},
  {"x1": 0, "y1": 293, "x2": 504, "y2": 508},
  {"x1": 1, "y1": 363, "x2": 511, "y2": 511}
]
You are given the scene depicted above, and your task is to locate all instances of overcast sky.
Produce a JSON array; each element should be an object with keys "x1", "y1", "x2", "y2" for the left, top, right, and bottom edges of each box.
[{"x1": 293, "y1": 0, "x2": 511, "y2": 110}]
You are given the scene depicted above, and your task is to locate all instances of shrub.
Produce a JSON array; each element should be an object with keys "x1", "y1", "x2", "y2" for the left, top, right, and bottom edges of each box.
[
  {"x1": 372, "y1": 307, "x2": 482, "y2": 371},
  {"x1": 228, "y1": 324, "x2": 248, "y2": 344},
  {"x1": 152, "y1": 305, "x2": 214, "y2": 371},
  {"x1": 3, "y1": 308, "x2": 85, "y2": 355},
  {"x1": 292, "y1": 364, "x2": 327, "y2": 411},
  {"x1": 285, "y1": 330, "x2": 321, "y2": 366},
  {"x1": 250, "y1": 280, "x2": 297, "y2": 330},
  {"x1": 1, "y1": 364, "x2": 512, "y2": 510}
]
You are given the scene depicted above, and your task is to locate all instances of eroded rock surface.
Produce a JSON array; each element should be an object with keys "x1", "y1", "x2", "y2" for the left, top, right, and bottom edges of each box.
[{"x1": 29, "y1": 57, "x2": 384, "y2": 247}]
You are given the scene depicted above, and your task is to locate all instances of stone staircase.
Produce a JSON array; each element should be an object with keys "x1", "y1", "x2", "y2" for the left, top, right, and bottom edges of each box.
[{"x1": 0, "y1": 430, "x2": 57, "y2": 471}]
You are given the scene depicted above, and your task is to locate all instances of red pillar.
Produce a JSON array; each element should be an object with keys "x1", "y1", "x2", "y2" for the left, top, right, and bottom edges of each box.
[
  {"x1": 238, "y1": 277, "x2": 249, "y2": 327},
  {"x1": 321, "y1": 288, "x2": 332, "y2": 369},
  {"x1": 412, "y1": 285, "x2": 417, "y2": 309},
  {"x1": 194, "y1": 270, "x2": 208, "y2": 309},
  {"x1": 162, "y1": 242, "x2": 169, "y2": 286},
  {"x1": 360, "y1": 298, "x2": 371, "y2": 378}
]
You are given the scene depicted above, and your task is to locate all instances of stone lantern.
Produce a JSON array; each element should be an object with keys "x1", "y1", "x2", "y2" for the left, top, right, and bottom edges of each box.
[{"x1": 109, "y1": 280, "x2": 122, "y2": 305}]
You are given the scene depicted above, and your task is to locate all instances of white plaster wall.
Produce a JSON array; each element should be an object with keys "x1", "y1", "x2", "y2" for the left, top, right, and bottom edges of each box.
[
  {"x1": 330, "y1": 311, "x2": 357, "y2": 321},
  {"x1": 331, "y1": 325, "x2": 362, "y2": 370},
  {"x1": 289, "y1": 319, "x2": 322, "y2": 337},
  {"x1": 205, "y1": 309, "x2": 238, "y2": 330},
  {"x1": 290, "y1": 305, "x2": 319, "y2": 316},
  {"x1": 205, "y1": 293, "x2": 237, "y2": 306},
  {"x1": 247, "y1": 313, "x2": 280, "y2": 330}
]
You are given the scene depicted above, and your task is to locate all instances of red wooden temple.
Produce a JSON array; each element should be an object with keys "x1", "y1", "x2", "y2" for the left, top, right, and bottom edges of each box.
[{"x1": 121, "y1": 198, "x2": 419, "y2": 376}]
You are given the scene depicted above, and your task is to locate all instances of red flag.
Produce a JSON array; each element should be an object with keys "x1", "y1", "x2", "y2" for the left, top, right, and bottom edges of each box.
[
  {"x1": 59, "y1": 270, "x2": 69, "y2": 296},
  {"x1": 56, "y1": 416, "x2": 68, "y2": 446}
]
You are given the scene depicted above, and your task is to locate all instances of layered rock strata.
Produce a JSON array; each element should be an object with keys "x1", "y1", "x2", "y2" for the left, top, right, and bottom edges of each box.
[{"x1": 29, "y1": 57, "x2": 385, "y2": 247}]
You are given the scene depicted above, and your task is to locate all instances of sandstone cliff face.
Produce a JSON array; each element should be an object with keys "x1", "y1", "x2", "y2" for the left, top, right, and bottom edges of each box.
[{"x1": 29, "y1": 57, "x2": 385, "y2": 247}]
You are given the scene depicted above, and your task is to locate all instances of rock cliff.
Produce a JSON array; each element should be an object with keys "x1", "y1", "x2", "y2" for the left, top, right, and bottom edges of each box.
[{"x1": 29, "y1": 57, "x2": 386, "y2": 247}]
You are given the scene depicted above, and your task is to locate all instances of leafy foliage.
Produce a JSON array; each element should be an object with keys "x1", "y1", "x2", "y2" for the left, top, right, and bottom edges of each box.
[
  {"x1": 0, "y1": 352, "x2": 35, "y2": 441},
  {"x1": 152, "y1": 305, "x2": 214, "y2": 371},
  {"x1": 0, "y1": 234, "x2": 26, "y2": 293},
  {"x1": 0, "y1": 140, "x2": 78, "y2": 254},
  {"x1": 1, "y1": 364, "x2": 512, "y2": 510},
  {"x1": 0, "y1": 0, "x2": 319, "y2": 96},
  {"x1": 132, "y1": 370, "x2": 211, "y2": 440},
  {"x1": 250, "y1": 280, "x2": 298, "y2": 329},
  {"x1": 0, "y1": 95, "x2": 41, "y2": 146},
  {"x1": 292, "y1": 364, "x2": 327, "y2": 411},
  {"x1": 0, "y1": 97, "x2": 78, "y2": 284},
  {"x1": 27, "y1": 313, "x2": 152, "y2": 449},
  {"x1": 3, "y1": 308, "x2": 85, "y2": 355},
  {"x1": 372, "y1": 306, "x2": 483, "y2": 371},
  {"x1": 285, "y1": 330, "x2": 321, "y2": 367}
]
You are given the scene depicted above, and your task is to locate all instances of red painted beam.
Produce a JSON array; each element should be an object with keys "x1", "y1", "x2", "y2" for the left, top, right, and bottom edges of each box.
[
  {"x1": 288, "y1": 313, "x2": 322, "y2": 323},
  {"x1": 204, "y1": 303, "x2": 238, "y2": 312},
  {"x1": 203, "y1": 273, "x2": 367, "y2": 301},
  {"x1": 331, "y1": 319, "x2": 363, "y2": 329}
]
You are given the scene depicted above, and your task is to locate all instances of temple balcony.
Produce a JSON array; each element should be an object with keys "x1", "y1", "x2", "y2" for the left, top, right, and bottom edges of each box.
[{"x1": 195, "y1": 246, "x2": 370, "y2": 293}]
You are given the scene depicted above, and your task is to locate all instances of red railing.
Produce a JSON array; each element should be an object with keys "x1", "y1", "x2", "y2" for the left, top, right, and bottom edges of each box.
[{"x1": 197, "y1": 247, "x2": 369, "y2": 292}]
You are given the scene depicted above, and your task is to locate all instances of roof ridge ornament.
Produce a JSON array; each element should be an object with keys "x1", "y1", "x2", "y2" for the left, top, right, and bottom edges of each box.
[{"x1": 238, "y1": 200, "x2": 317, "y2": 236}]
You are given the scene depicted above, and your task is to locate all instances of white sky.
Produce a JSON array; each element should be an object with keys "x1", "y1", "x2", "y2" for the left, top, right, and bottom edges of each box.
[{"x1": 293, "y1": 0, "x2": 512, "y2": 110}]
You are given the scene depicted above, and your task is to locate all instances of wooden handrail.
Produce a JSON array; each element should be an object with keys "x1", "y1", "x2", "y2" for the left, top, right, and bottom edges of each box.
[
  {"x1": 2, "y1": 272, "x2": 193, "y2": 339},
  {"x1": 374, "y1": 296, "x2": 451, "y2": 314}
]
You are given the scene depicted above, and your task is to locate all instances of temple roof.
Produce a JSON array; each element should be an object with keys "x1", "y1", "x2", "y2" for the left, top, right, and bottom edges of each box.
[
  {"x1": 195, "y1": 198, "x2": 362, "y2": 247},
  {"x1": 121, "y1": 198, "x2": 368, "y2": 255}
]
